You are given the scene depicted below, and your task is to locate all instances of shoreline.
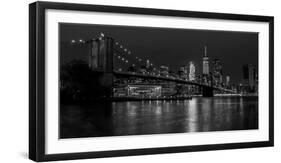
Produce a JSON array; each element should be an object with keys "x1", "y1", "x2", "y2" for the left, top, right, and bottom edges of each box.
[{"x1": 61, "y1": 94, "x2": 258, "y2": 104}]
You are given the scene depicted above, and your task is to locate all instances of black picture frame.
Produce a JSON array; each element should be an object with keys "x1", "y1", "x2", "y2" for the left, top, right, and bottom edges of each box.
[{"x1": 29, "y1": 1, "x2": 274, "y2": 162}]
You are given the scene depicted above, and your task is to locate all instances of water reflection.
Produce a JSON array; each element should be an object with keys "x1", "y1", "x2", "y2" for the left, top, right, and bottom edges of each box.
[{"x1": 60, "y1": 96, "x2": 258, "y2": 138}]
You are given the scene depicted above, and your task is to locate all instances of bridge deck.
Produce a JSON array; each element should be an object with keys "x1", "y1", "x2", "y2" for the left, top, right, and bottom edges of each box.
[{"x1": 113, "y1": 71, "x2": 235, "y2": 93}]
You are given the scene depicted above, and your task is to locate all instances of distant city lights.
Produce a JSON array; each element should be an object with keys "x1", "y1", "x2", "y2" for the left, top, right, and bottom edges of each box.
[{"x1": 68, "y1": 34, "x2": 242, "y2": 94}]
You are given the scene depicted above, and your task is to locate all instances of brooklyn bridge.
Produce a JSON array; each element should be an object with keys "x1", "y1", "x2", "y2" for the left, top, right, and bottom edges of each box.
[{"x1": 69, "y1": 33, "x2": 236, "y2": 98}]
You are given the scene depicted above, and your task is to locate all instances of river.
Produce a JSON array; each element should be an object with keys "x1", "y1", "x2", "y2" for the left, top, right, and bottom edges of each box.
[{"x1": 60, "y1": 96, "x2": 258, "y2": 138}]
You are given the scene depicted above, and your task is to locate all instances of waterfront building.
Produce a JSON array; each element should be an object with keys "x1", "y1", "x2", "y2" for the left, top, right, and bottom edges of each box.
[
  {"x1": 113, "y1": 87, "x2": 127, "y2": 97},
  {"x1": 160, "y1": 82, "x2": 177, "y2": 97},
  {"x1": 127, "y1": 85, "x2": 162, "y2": 98}
]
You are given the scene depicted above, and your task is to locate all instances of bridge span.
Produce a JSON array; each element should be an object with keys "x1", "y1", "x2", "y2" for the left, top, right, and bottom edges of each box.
[
  {"x1": 113, "y1": 71, "x2": 236, "y2": 94},
  {"x1": 71, "y1": 34, "x2": 236, "y2": 97}
]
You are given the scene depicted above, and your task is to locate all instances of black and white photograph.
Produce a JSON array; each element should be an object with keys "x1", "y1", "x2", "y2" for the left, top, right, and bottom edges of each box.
[
  {"x1": 59, "y1": 23, "x2": 259, "y2": 139},
  {"x1": 27, "y1": 1, "x2": 274, "y2": 161}
]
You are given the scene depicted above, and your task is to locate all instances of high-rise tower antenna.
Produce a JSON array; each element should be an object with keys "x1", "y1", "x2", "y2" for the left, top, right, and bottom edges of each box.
[{"x1": 204, "y1": 46, "x2": 207, "y2": 57}]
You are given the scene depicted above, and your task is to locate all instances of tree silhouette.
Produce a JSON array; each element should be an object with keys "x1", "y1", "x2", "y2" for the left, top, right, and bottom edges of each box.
[{"x1": 60, "y1": 60, "x2": 105, "y2": 103}]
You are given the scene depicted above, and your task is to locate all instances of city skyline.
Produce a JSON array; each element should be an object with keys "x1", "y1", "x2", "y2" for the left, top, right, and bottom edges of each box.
[
  {"x1": 61, "y1": 31, "x2": 258, "y2": 98},
  {"x1": 60, "y1": 23, "x2": 258, "y2": 84},
  {"x1": 59, "y1": 23, "x2": 259, "y2": 139}
]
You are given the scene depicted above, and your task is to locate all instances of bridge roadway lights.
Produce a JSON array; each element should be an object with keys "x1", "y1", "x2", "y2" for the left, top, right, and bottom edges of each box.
[{"x1": 202, "y1": 86, "x2": 214, "y2": 97}]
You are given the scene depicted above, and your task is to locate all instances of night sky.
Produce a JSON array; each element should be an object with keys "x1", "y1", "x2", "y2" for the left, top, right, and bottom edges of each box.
[{"x1": 60, "y1": 23, "x2": 258, "y2": 83}]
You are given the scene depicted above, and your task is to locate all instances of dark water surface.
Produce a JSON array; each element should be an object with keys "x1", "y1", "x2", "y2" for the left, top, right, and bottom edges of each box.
[{"x1": 60, "y1": 96, "x2": 258, "y2": 138}]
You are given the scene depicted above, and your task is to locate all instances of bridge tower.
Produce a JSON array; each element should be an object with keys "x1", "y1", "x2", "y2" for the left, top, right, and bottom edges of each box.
[{"x1": 89, "y1": 33, "x2": 114, "y2": 98}]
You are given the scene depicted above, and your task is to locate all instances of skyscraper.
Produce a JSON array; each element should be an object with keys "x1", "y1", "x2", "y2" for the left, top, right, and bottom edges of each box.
[
  {"x1": 145, "y1": 59, "x2": 153, "y2": 74},
  {"x1": 243, "y1": 64, "x2": 257, "y2": 92},
  {"x1": 226, "y1": 75, "x2": 230, "y2": 87},
  {"x1": 212, "y1": 59, "x2": 223, "y2": 86},
  {"x1": 189, "y1": 61, "x2": 196, "y2": 81},
  {"x1": 179, "y1": 66, "x2": 188, "y2": 80},
  {"x1": 202, "y1": 46, "x2": 209, "y2": 75},
  {"x1": 160, "y1": 65, "x2": 169, "y2": 77},
  {"x1": 146, "y1": 59, "x2": 150, "y2": 69}
]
